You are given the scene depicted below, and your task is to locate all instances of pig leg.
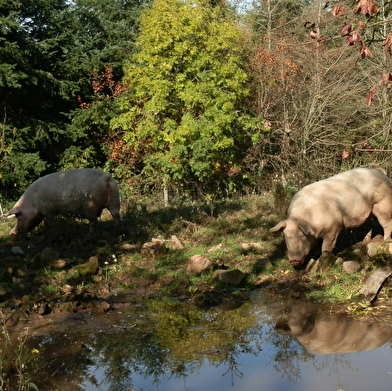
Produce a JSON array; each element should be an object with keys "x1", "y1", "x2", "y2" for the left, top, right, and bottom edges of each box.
[
  {"x1": 320, "y1": 231, "x2": 340, "y2": 254},
  {"x1": 107, "y1": 179, "x2": 121, "y2": 230},
  {"x1": 110, "y1": 210, "x2": 121, "y2": 230},
  {"x1": 87, "y1": 217, "x2": 98, "y2": 235},
  {"x1": 372, "y1": 202, "x2": 392, "y2": 240}
]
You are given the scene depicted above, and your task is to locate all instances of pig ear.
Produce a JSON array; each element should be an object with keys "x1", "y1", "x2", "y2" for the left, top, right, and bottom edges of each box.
[
  {"x1": 2, "y1": 208, "x2": 21, "y2": 218},
  {"x1": 270, "y1": 220, "x2": 287, "y2": 233},
  {"x1": 298, "y1": 221, "x2": 314, "y2": 237}
]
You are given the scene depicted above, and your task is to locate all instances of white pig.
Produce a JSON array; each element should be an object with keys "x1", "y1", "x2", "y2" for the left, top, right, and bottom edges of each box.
[
  {"x1": 270, "y1": 168, "x2": 392, "y2": 267},
  {"x1": 3, "y1": 168, "x2": 121, "y2": 235}
]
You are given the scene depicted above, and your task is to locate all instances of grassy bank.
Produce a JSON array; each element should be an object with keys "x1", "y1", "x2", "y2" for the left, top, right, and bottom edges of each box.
[
  {"x1": 0, "y1": 191, "x2": 391, "y2": 322},
  {"x1": 1, "y1": 191, "x2": 392, "y2": 388}
]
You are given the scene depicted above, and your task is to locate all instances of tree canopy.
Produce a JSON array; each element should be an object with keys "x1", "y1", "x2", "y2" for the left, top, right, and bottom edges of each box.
[
  {"x1": 1, "y1": 0, "x2": 392, "y2": 196},
  {"x1": 110, "y1": 0, "x2": 261, "y2": 193}
]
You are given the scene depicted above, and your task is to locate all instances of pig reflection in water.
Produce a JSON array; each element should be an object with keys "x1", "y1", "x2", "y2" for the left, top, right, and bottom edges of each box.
[{"x1": 275, "y1": 301, "x2": 392, "y2": 354}]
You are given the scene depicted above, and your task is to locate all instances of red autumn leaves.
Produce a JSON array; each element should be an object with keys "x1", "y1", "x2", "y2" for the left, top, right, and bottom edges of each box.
[
  {"x1": 305, "y1": 1, "x2": 375, "y2": 59},
  {"x1": 305, "y1": 0, "x2": 392, "y2": 105}
]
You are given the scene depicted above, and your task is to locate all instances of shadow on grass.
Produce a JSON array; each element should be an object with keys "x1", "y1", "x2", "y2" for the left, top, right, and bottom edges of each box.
[{"x1": 0, "y1": 197, "x2": 248, "y2": 294}]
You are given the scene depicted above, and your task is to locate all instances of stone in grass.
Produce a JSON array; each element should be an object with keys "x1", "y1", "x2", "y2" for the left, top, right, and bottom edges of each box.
[
  {"x1": 0, "y1": 283, "x2": 11, "y2": 296},
  {"x1": 212, "y1": 269, "x2": 245, "y2": 285},
  {"x1": 241, "y1": 242, "x2": 263, "y2": 252},
  {"x1": 11, "y1": 246, "x2": 25, "y2": 256},
  {"x1": 254, "y1": 274, "x2": 274, "y2": 286},
  {"x1": 207, "y1": 244, "x2": 224, "y2": 253},
  {"x1": 78, "y1": 256, "x2": 99, "y2": 276},
  {"x1": 120, "y1": 243, "x2": 140, "y2": 252},
  {"x1": 170, "y1": 235, "x2": 184, "y2": 251},
  {"x1": 342, "y1": 260, "x2": 361, "y2": 274},
  {"x1": 186, "y1": 254, "x2": 213, "y2": 275},
  {"x1": 358, "y1": 267, "x2": 392, "y2": 303},
  {"x1": 141, "y1": 241, "x2": 167, "y2": 261},
  {"x1": 49, "y1": 259, "x2": 74, "y2": 269}
]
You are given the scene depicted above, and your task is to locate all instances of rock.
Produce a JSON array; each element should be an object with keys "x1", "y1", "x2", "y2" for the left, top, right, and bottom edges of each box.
[
  {"x1": 40, "y1": 247, "x2": 60, "y2": 263},
  {"x1": 99, "y1": 301, "x2": 112, "y2": 312},
  {"x1": 0, "y1": 284, "x2": 11, "y2": 296},
  {"x1": 361, "y1": 265, "x2": 371, "y2": 275},
  {"x1": 49, "y1": 259, "x2": 73, "y2": 269},
  {"x1": 170, "y1": 235, "x2": 184, "y2": 250},
  {"x1": 120, "y1": 243, "x2": 139, "y2": 252},
  {"x1": 141, "y1": 241, "x2": 167, "y2": 261},
  {"x1": 361, "y1": 230, "x2": 372, "y2": 245},
  {"x1": 342, "y1": 260, "x2": 361, "y2": 274},
  {"x1": 306, "y1": 252, "x2": 336, "y2": 273},
  {"x1": 212, "y1": 269, "x2": 245, "y2": 285},
  {"x1": 254, "y1": 273, "x2": 274, "y2": 286},
  {"x1": 60, "y1": 284, "x2": 73, "y2": 293},
  {"x1": 358, "y1": 267, "x2": 392, "y2": 302},
  {"x1": 241, "y1": 242, "x2": 263, "y2": 252},
  {"x1": 366, "y1": 242, "x2": 384, "y2": 257},
  {"x1": 38, "y1": 303, "x2": 51, "y2": 315},
  {"x1": 12, "y1": 277, "x2": 28, "y2": 288},
  {"x1": 16, "y1": 269, "x2": 28, "y2": 277},
  {"x1": 305, "y1": 258, "x2": 320, "y2": 274},
  {"x1": 334, "y1": 257, "x2": 344, "y2": 265},
  {"x1": 186, "y1": 254, "x2": 213, "y2": 275},
  {"x1": 78, "y1": 256, "x2": 99, "y2": 276},
  {"x1": 93, "y1": 274, "x2": 103, "y2": 283},
  {"x1": 11, "y1": 246, "x2": 25, "y2": 256},
  {"x1": 366, "y1": 239, "x2": 392, "y2": 257},
  {"x1": 207, "y1": 244, "x2": 223, "y2": 253}
]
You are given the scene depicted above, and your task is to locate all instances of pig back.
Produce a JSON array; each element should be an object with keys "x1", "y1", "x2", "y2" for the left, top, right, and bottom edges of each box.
[
  {"x1": 287, "y1": 168, "x2": 392, "y2": 231},
  {"x1": 24, "y1": 168, "x2": 115, "y2": 218}
]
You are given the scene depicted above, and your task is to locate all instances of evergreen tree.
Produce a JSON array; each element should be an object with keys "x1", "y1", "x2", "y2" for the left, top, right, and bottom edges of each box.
[
  {"x1": 0, "y1": 0, "x2": 61, "y2": 189},
  {"x1": 0, "y1": 0, "x2": 146, "y2": 190},
  {"x1": 62, "y1": 0, "x2": 147, "y2": 170}
]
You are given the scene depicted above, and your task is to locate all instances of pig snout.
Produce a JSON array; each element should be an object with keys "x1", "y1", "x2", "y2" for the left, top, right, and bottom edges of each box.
[
  {"x1": 286, "y1": 246, "x2": 307, "y2": 268},
  {"x1": 289, "y1": 259, "x2": 303, "y2": 268}
]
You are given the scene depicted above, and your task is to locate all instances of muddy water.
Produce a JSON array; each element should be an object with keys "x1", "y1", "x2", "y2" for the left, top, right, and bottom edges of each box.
[{"x1": 11, "y1": 292, "x2": 392, "y2": 390}]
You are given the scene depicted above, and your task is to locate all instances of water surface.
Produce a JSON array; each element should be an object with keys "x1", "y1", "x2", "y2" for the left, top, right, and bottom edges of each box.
[{"x1": 20, "y1": 292, "x2": 392, "y2": 391}]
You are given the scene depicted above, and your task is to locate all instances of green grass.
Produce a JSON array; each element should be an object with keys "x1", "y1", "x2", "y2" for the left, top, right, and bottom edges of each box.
[
  {"x1": 44, "y1": 284, "x2": 59, "y2": 294},
  {"x1": 306, "y1": 269, "x2": 363, "y2": 304},
  {"x1": 0, "y1": 190, "x2": 384, "y2": 313}
]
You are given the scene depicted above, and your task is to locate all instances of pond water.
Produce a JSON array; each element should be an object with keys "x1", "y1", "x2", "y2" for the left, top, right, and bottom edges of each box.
[{"x1": 15, "y1": 291, "x2": 392, "y2": 391}]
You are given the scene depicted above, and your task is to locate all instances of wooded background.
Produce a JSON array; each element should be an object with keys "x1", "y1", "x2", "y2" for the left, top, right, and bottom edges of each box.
[{"x1": 1, "y1": 0, "x2": 391, "y2": 200}]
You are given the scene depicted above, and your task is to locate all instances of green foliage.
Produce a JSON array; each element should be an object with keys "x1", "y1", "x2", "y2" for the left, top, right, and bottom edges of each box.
[
  {"x1": 147, "y1": 298, "x2": 258, "y2": 364},
  {"x1": 0, "y1": 0, "x2": 146, "y2": 189},
  {"x1": 0, "y1": 0, "x2": 27, "y2": 90},
  {"x1": 0, "y1": 151, "x2": 47, "y2": 189},
  {"x1": 112, "y1": 0, "x2": 262, "y2": 193},
  {"x1": 58, "y1": 145, "x2": 100, "y2": 170},
  {"x1": 63, "y1": 0, "x2": 146, "y2": 170}
]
